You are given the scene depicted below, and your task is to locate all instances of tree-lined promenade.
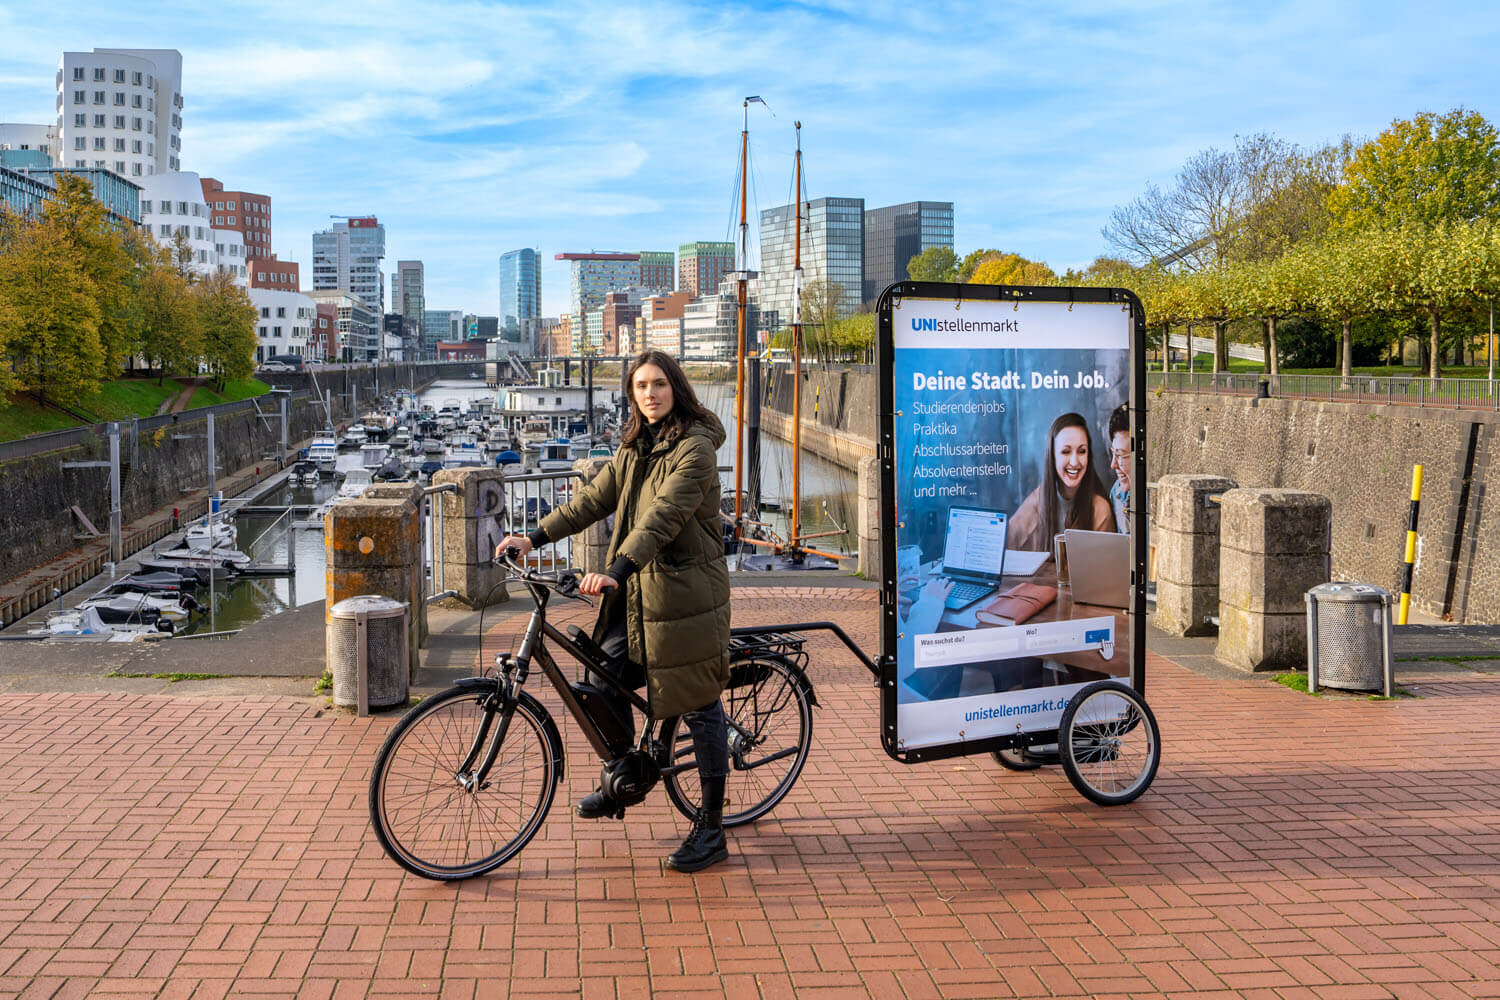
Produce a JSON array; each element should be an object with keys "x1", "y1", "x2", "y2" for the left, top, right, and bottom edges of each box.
[
  {"x1": 0, "y1": 175, "x2": 256, "y2": 413},
  {"x1": 904, "y1": 107, "x2": 1500, "y2": 380}
]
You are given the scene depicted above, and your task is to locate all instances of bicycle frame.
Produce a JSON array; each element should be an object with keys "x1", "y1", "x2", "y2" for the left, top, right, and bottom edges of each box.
[{"x1": 465, "y1": 575, "x2": 694, "y2": 790}]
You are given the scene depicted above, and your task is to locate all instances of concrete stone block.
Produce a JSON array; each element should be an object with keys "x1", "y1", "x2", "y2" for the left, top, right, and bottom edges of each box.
[
  {"x1": 360, "y1": 482, "x2": 427, "y2": 647},
  {"x1": 1153, "y1": 582, "x2": 1221, "y2": 636},
  {"x1": 1220, "y1": 488, "x2": 1332, "y2": 555},
  {"x1": 1153, "y1": 526, "x2": 1221, "y2": 584},
  {"x1": 1219, "y1": 550, "x2": 1331, "y2": 615},
  {"x1": 431, "y1": 466, "x2": 510, "y2": 609},
  {"x1": 1156, "y1": 475, "x2": 1238, "y2": 535},
  {"x1": 325, "y1": 498, "x2": 420, "y2": 570},
  {"x1": 858, "y1": 455, "x2": 882, "y2": 580},
  {"x1": 1215, "y1": 604, "x2": 1308, "y2": 671}
]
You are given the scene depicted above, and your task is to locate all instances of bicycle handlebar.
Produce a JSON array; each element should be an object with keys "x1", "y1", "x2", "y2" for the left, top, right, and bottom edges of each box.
[{"x1": 501, "y1": 548, "x2": 591, "y2": 605}]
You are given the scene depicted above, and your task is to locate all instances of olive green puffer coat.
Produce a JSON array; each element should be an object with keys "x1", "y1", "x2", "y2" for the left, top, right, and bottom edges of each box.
[{"x1": 538, "y1": 413, "x2": 730, "y2": 719}]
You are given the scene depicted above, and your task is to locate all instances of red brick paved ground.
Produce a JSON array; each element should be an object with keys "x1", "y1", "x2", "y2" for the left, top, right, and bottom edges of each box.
[{"x1": 2, "y1": 587, "x2": 1500, "y2": 999}]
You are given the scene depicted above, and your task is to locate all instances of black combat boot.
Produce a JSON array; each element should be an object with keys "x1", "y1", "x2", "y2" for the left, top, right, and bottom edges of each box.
[
  {"x1": 575, "y1": 786, "x2": 622, "y2": 820},
  {"x1": 665, "y1": 776, "x2": 728, "y2": 872}
]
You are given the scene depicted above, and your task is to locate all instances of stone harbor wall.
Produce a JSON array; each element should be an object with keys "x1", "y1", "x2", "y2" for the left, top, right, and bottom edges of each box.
[{"x1": 1146, "y1": 393, "x2": 1498, "y2": 624}]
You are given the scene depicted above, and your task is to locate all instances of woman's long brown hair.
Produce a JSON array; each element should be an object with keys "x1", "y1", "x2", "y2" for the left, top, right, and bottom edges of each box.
[
  {"x1": 620, "y1": 350, "x2": 714, "y2": 448},
  {"x1": 1037, "y1": 411, "x2": 1110, "y2": 535}
]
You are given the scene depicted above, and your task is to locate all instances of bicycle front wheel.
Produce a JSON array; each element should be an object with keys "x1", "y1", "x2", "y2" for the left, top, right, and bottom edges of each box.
[
  {"x1": 369, "y1": 684, "x2": 559, "y2": 880},
  {"x1": 662, "y1": 655, "x2": 813, "y2": 827},
  {"x1": 1059, "y1": 680, "x2": 1160, "y2": 806}
]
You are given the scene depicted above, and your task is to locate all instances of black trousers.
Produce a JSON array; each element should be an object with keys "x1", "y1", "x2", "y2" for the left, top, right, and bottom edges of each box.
[{"x1": 594, "y1": 595, "x2": 730, "y2": 781}]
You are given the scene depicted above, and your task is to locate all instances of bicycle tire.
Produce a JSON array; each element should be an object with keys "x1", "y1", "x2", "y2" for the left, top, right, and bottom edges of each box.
[
  {"x1": 370, "y1": 684, "x2": 559, "y2": 880},
  {"x1": 662, "y1": 654, "x2": 813, "y2": 827},
  {"x1": 1058, "y1": 680, "x2": 1160, "y2": 806},
  {"x1": 991, "y1": 748, "x2": 1043, "y2": 771}
]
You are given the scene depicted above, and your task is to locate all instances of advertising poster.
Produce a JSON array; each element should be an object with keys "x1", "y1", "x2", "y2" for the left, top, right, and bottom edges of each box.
[{"x1": 878, "y1": 285, "x2": 1145, "y2": 761}]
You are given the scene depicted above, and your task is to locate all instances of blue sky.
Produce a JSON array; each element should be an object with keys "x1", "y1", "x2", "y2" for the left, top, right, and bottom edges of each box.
[{"x1": 1, "y1": 1, "x2": 1496, "y2": 318}]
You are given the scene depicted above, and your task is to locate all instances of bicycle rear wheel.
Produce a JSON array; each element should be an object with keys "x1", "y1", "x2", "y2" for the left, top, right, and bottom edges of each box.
[
  {"x1": 662, "y1": 655, "x2": 813, "y2": 827},
  {"x1": 370, "y1": 684, "x2": 559, "y2": 880},
  {"x1": 1058, "y1": 680, "x2": 1160, "y2": 806}
]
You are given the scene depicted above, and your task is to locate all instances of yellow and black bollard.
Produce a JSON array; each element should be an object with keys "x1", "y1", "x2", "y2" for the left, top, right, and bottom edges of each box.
[{"x1": 1398, "y1": 464, "x2": 1423, "y2": 625}]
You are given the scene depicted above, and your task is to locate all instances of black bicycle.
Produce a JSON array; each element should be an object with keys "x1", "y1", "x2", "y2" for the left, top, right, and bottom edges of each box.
[{"x1": 368, "y1": 555, "x2": 819, "y2": 881}]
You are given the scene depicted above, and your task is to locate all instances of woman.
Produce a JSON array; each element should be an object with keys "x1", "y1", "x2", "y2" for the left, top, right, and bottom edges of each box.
[
  {"x1": 1008, "y1": 411, "x2": 1114, "y2": 552},
  {"x1": 494, "y1": 350, "x2": 732, "y2": 873}
]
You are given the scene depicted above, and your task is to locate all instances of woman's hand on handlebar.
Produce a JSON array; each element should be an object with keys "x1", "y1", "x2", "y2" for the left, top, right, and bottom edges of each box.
[
  {"x1": 495, "y1": 535, "x2": 532, "y2": 561},
  {"x1": 577, "y1": 573, "x2": 618, "y2": 596}
]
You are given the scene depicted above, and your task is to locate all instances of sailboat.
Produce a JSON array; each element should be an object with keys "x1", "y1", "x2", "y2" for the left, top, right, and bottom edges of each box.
[{"x1": 731, "y1": 114, "x2": 846, "y2": 570}]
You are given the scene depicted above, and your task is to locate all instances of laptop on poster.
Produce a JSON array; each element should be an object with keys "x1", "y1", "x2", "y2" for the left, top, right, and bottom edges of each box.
[
  {"x1": 939, "y1": 506, "x2": 1008, "y2": 610},
  {"x1": 1064, "y1": 529, "x2": 1130, "y2": 608}
]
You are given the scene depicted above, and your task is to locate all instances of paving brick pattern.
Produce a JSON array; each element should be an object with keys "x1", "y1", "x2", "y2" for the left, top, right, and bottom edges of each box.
[{"x1": 2, "y1": 588, "x2": 1499, "y2": 998}]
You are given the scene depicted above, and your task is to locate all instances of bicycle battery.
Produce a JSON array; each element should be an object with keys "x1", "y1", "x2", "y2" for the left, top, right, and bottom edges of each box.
[
  {"x1": 565, "y1": 624, "x2": 611, "y2": 665},
  {"x1": 571, "y1": 683, "x2": 633, "y2": 754}
]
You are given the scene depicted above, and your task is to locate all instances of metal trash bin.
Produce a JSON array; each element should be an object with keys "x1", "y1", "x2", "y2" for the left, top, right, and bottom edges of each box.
[
  {"x1": 1304, "y1": 582, "x2": 1394, "y2": 696},
  {"x1": 327, "y1": 595, "x2": 410, "y2": 715}
]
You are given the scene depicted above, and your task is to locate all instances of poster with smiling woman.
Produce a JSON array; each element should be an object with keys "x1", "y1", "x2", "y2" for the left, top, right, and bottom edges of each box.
[{"x1": 876, "y1": 284, "x2": 1146, "y2": 761}]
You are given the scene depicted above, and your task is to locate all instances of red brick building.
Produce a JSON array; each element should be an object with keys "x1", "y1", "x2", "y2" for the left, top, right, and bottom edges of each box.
[
  {"x1": 311, "y1": 303, "x2": 338, "y2": 361},
  {"x1": 202, "y1": 177, "x2": 273, "y2": 261},
  {"x1": 249, "y1": 255, "x2": 299, "y2": 291},
  {"x1": 436, "y1": 340, "x2": 487, "y2": 361},
  {"x1": 600, "y1": 291, "x2": 641, "y2": 356}
]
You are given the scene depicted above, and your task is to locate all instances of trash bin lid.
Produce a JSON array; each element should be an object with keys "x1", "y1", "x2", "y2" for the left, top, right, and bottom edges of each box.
[
  {"x1": 1306, "y1": 581, "x2": 1391, "y2": 603},
  {"x1": 330, "y1": 594, "x2": 407, "y2": 616}
]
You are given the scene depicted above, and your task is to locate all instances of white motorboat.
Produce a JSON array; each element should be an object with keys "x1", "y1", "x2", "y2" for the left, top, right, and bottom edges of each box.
[
  {"x1": 185, "y1": 517, "x2": 237, "y2": 549},
  {"x1": 360, "y1": 442, "x2": 391, "y2": 470},
  {"x1": 421, "y1": 438, "x2": 444, "y2": 455},
  {"x1": 308, "y1": 434, "x2": 340, "y2": 472},
  {"x1": 537, "y1": 438, "x2": 573, "y2": 473},
  {"x1": 153, "y1": 544, "x2": 252, "y2": 571},
  {"x1": 28, "y1": 607, "x2": 170, "y2": 642},
  {"x1": 77, "y1": 592, "x2": 193, "y2": 623},
  {"x1": 444, "y1": 434, "x2": 485, "y2": 468},
  {"x1": 337, "y1": 469, "x2": 374, "y2": 499},
  {"x1": 339, "y1": 424, "x2": 368, "y2": 449}
]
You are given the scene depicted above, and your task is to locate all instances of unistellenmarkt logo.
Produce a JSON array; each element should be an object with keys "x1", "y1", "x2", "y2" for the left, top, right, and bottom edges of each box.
[{"x1": 910, "y1": 316, "x2": 1020, "y2": 333}]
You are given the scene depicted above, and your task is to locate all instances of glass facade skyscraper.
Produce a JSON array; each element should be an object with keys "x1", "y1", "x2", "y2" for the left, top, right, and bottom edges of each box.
[
  {"x1": 758, "y1": 196, "x2": 864, "y2": 330},
  {"x1": 862, "y1": 201, "x2": 954, "y2": 303},
  {"x1": 313, "y1": 217, "x2": 385, "y2": 314},
  {"x1": 499, "y1": 248, "x2": 541, "y2": 335}
]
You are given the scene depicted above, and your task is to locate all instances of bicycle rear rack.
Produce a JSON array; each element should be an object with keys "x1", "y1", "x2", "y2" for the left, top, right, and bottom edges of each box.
[{"x1": 729, "y1": 621, "x2": 878, "y2": 679}]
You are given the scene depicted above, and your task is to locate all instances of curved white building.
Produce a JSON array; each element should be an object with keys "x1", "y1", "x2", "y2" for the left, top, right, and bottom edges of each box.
[
  {"x1": 56, "y1": 48, "x2": 181, "y2": 179},
  {"x1": 138, "y1": 171, "x2": 247, "y2": 283},
  {"x1": 249, "y1": 288, "x2": 314, "y2": 363}
]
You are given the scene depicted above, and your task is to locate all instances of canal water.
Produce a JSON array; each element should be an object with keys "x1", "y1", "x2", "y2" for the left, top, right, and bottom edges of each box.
[{"x1": 172, "y1": 375, "x2": 860, "y2": 636}]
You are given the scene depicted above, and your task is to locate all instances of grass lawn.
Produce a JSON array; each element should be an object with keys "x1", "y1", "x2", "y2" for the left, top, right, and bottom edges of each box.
[
  {"x1": 0, "y1": 376, "x2": 270, "y2": 444},
  {"x1": 188, "y1": 378, "x2": 271, "y2": 408}
]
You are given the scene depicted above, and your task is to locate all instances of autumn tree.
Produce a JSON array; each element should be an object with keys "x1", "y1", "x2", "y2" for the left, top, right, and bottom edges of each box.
[
  {"x1": 196, "y1": 268, "x2": 257, "y2": 386},
  {"x1": 1329, "y1": 109, "x2": 1500, "y2": 231},
  {"x1": 969, "y1": 252, "x2": 1057, "y2": 286},
  {"x1": 906, "y1": 246, "x2": 958, "y2": 282},
  {"x1": 137, "y1": 245, "x2": 203, "y2": 379},
  {"x1": 40, "y1": 175, "x2": 134, "y2": 372},
  {"x1": 0, "y1": 219, "x2": 104, "y2": 406},
  {"x1": 957, "y1": 249, "x2": 1002, "y2": 282}
]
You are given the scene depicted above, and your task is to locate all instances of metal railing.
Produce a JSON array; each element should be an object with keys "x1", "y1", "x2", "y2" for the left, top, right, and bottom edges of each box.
[
  {"x1": 417, "y1": 470, "x2": 584, "y2": 606},
  {"x1": 1149, "y1": 371, "x2": 1500, "y2": 411},
  {"x1": 0, "y1": 389, "x2": 315, "y2": 464}
]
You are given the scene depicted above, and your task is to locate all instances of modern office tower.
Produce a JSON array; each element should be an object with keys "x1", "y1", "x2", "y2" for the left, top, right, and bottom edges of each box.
[
  {"x1": 309, "y1": 289, "x2": 380, "y2": 362},
  {"x1": 201, "y1": 178, "x2": 273, "y2": 261},
  {"x1": 678, "y1": 241, "x2": 734, "y2": 297},
  {"x1": 138, "y1": 170, "x2": 246, "y2": 281},
  {"x1": 682, "y1": 279, "x2": 764, "y2": 359},
  {"x1": 477, "y1": 316, "x2": 498, "y2": 340},
  {"x1": 862, "y1": 201, "x2": 955, "y2": 303},
  {"x1": 423, "y1": 308, "x2": 464, "y2": 355},
  {"x1": 393, "y1": 260, "x2": 425, "y2": 349},
  {"x1": 0, "y1": 124, "x2": 60, "y2": 162},
  {"x1": 56, "y1": 48, "x2": 182, "y2": 178},
  {"x1": 499, "y1": 248, "x2": 541, "y2": 333},
  {"x1": 313, "y1": 217, "x2": 386, "y2": 313},
  {"x1": 0, "y1": 151, "x2": 141, "y2": 224},
  {"x1": 758, "y1": 196, "x2": 865, "y2": 329},
  {"x1": 556, "y1": 252, "x2": 641, "y2": 317},
  {"x1": 638, "y1": 251, "x2": 675, "y2": 293}
]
